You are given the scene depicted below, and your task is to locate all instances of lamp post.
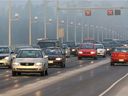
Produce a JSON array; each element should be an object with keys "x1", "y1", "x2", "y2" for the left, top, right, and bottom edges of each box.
[
  {"x1": 66, "y1": 16, "x2": 69, "y2": 42},
  {"x1": 28, "y1": 0, "x2": 38, "y2": 45},
  {"x1": 8, "y1": 0, "x2": 19, "y2": 47}
]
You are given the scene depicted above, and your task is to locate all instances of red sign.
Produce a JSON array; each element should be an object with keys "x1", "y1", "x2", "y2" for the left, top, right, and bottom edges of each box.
[
  {"x1": 107, "y1": 9, "x2": 113, "y2": 15},
  {"x1": 85, "y1": 10, "x2": 91, "y2": 16}
]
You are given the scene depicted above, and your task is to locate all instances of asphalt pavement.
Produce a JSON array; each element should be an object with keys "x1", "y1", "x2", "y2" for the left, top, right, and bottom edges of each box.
[{"x1": 0, "y1": 56, "x2": 128, "y2": 96}]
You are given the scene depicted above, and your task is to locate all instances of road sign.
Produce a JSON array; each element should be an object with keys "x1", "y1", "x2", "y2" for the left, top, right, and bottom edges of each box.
[
  {"x1": 115, "y1": 9, "x2": 121, "y2": 15},
  {"x1": 58, "y1": 28, "x2": 64, "y2": 38},
  {"x1": 107, "y1": 9, "x2": 113, "y2": 15}
]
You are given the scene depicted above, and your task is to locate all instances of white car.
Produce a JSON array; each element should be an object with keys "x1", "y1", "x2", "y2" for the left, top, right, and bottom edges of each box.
[
  {"x1": 95, "y1": 44, "x2": 106, "y2": 57},
  {"x1": 12, "y1": 48, "x2": 48, "y2": 76},
  {"x1": 0, "y1": 46, "x2": 13, "y2": 68}
]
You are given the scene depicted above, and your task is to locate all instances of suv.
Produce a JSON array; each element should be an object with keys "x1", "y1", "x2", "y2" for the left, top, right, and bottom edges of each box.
[{"x1": 0, "y1": 46, "x2": 13, "y2": 68}]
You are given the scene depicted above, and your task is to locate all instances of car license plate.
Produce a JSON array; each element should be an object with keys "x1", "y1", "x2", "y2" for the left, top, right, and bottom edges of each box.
[
  {"x1": 48, "y1": 61, "x2": 53, "y2": 63},
  {"x1": 119, "y1": 59, "x2": 124, "y2": 62}
]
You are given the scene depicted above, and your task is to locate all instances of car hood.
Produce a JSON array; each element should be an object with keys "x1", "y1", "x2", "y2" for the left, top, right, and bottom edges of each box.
[
  {"x1": 97, "y1": 49, "x2": 106, "y2": 51},
  {"x1": 79, "y1": 49, "x2": 96, "y2": 52},
  {"x1": 13, "y1": 58, "x2": 43, "y2": 63},
  {"x1": 48, "y1": 55, "x2": 63, "y2": 58},
  {"x1": 0, "y1": 54, "x2": 9, "y2": 57}
]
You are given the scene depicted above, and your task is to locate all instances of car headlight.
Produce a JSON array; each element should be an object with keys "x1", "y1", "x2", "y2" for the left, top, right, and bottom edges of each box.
[
  {"x1": 13, "y1": 62, "x2": 20, "y2": 66},
  {"x1": 107, "y1": 48, "x2": 110, "y2": 51},
  {"x1": 91, "y1": 52, "x2": 96, "y2": 54},
  {"x1": 65, "y1": 50, "x2": 68, "y2": 53},
  {"x1": 4, "y1": 57, "x2": 10, "y2": 60},
  {"x1": 72, "y1": 49, "x2": 75, "y2": 51},
  {"x1": 78, "y1": 51, "x2": 83, "y2": 54},
  {"x1": 35, "y1": 62, "x2": 43, "y2": 66},
  {"x1": 56, "y1": 58, "x2": 62, "y2": 61}
]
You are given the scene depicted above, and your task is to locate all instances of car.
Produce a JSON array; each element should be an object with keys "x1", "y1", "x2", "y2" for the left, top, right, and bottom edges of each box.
[
  {"x1": 0, "y1": 46, "x2": 14, "y2": 68},
  {"x1": 77, "y1": 43, "x2": 97, "y2": 60},
  {"x1": 64, "y1": 42, "x2": 77, "y2": 56},
  {"x1": 111, "y1": 47, "x2": 128, "y2": 66},
  {"x1": 62, "y1": 44, "x2": 70, "y2": 58},
  {"x1": 12, "y1": 48, "x2": 48, "y2": 76},
  {"x1": 45, "y1": 47, "x2": 66, "y2": 68},
  {"x1": 94, "y1": 44, "x2": 106, "y2": 57}
]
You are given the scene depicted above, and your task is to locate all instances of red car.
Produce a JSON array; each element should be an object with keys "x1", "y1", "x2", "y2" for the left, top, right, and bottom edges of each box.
[
  {"x1": 111, "y1": 47, "x2": 128, "y2": 66},
  {"x1": 77, "y1": 43, "x2": 97, "y2": 60}
]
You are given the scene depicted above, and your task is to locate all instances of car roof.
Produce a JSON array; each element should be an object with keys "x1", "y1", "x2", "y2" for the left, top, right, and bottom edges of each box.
[
  {"x1": 0, "y1": 46, "x2": 9, "y2": 47},
  {"x1": 47, "y1": 47, "x2": 61, "y2": 49},
  {"x1": 19, "y1": 48, "x2": 42, "y2": 51},
  {"x1": 94, "y1": 44, "x2": 103, "y2": 45}
]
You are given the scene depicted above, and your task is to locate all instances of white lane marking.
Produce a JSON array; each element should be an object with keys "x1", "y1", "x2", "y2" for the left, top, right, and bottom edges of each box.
[
  {"x1": 0, "y1": 58, "x2": 110, "y2": 96},
  {"x1": 99, "y1": 73, "x2": 128, "y2": 96}
]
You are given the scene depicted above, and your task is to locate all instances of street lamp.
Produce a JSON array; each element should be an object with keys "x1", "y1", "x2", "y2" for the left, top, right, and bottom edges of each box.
[{"x1": 8, "y1": 0, "x2": 19, "y2": 47}]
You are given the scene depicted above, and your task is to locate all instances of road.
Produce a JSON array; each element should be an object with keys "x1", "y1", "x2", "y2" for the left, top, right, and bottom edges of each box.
[{"x1": 0, "y1": 56, "x2": 128, "y2": 96}]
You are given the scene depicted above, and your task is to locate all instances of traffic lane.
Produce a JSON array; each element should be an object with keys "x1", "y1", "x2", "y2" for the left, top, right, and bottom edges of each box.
[
  {"x1": 0, "y1": 56, "x2": 101, "y2": 93},
  {"x1": 103, "y1": 73, "x2": 128, "y2": 96},
  {"x1": 24, "y1": 64, "x2": 128, "y2": 96}
]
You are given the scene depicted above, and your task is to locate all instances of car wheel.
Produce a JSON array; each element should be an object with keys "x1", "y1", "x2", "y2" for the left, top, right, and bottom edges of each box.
[
  {"x1": 45, "y1": 69, "x2": 48, "y2": 76},
  {"x1": 103, "y1": 55, "x2": 106, "y2": 58},
  {"x1": 61, "y1": 62, "x2": 65, "y2": 68},
  {"x1": 78, "y1": 57, "x2": 82, "y2": 60},
  {"x1": 111, "y1": 62, "x2": 115, "y2": 66},
  {"x1": 17, "y1": 72, "x2": 21, "y2": 76},
  {"x1": 40, "y1": 70, "x2": 45, "y2": 76},
  {"x1": 12, "y1": 71, "x2": 17, "y2": 76},
  {"x1": 8, "y1": 65, "x2": 12, "y2": 69},
  {"x1": 94, "y1": 57, "x2": 97, "y2": 60}
]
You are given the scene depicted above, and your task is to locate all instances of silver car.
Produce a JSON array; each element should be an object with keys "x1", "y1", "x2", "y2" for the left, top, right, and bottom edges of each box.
[
  {"x1": 0, "y1": 46, "x2": 13, "y2": 68},
  {"x1": 12, "y1": 48, "x2": 48, "y2": 76},
  {"x1": 95, "y1": 44, "x2": 106, "y2": 57}
]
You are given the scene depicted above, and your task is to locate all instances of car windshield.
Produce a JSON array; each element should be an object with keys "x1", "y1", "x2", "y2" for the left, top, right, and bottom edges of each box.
[
  {"x1": 38, "y1": 42, "x2": 56, "y2": 48},
  {"x1": 14, "y1": 46, "x2": 32, "y2": 54},
  {"x1": 45, "y1": 49, "x2": 62, "y2": 55},
  {"x1": 95, "y1": 45, "x2": 104, "y2": 49},
  {"x1": 62, "y1": 44, "x2": 68, "y2": 49},
  {"x1": 114, "y1": 48, "x2": 128, "y2": 52},
  {"x1": 80, "y1": 44, "x2": 94, "y2": 49},
  {"x1": 17, "y1": 50, "x2": 43, "y2": 58},
  {"x1": 0, "y1": 47, "x2": 9, "y2": 54}
]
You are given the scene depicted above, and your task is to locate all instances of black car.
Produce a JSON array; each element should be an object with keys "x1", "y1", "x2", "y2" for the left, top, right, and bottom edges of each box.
[{"x1": 45, "y1": 47, "x2": 66, "y2": 68}]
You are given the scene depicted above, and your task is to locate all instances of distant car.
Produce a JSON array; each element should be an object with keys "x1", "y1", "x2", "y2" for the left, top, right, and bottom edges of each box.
[
  {"x1": 0, "y1": 46, "x2": 13, "y2": 68},
  {"x1": 64, "y1": 42, "x2": 77, "y2": 56},
  {"x1": 45, "y1": 47, "x2": 66, "y2": 68},
  {"x1": 62, "y1": 44, "x2": 70, "y2": 58},
  {"x1": 77, "y1": 43, "x2": 97, "y2": 60},
  {"x1": 102, "y1": 42, "x2": 112, "y2": 55},
  {"x1": 12, "y1": 48, "x2": 48, "y2": 76},
  {"x1": 94, "y1": 44, "x2": 106, "y2": 57},
  {"x1": 111, "y1": 47, "x2": 128, "y2": 66}
]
